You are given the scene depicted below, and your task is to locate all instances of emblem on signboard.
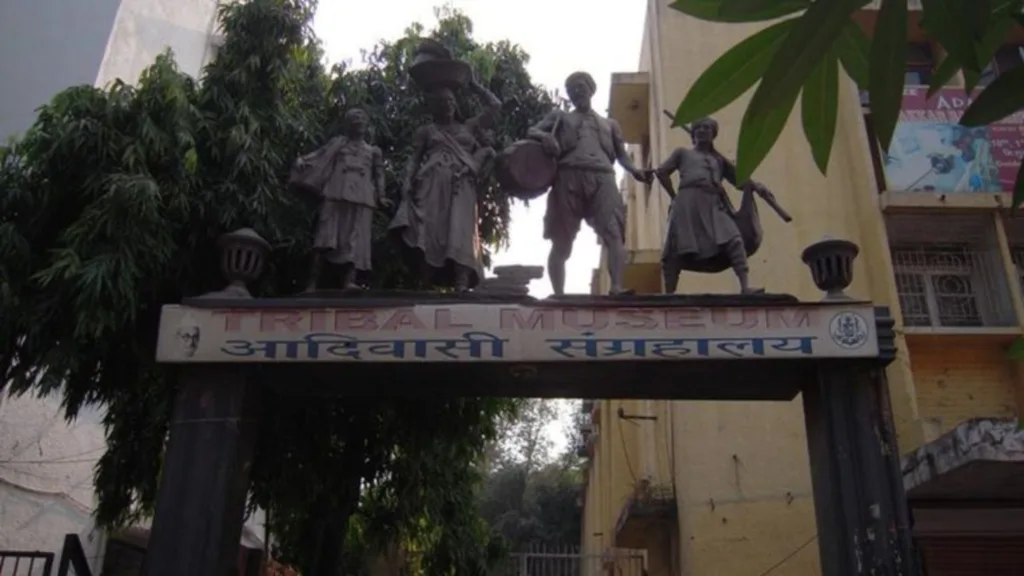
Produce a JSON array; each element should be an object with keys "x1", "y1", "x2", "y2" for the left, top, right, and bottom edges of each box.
[
  {"x1": 175, "y1": 315, "x2": 201, "y2": 358},
  {"x1": 828, "y1": 311, "x2": 869, "y2": 350}
]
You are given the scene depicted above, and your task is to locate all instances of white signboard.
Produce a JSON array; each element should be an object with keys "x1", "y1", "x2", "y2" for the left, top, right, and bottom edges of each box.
[{"x1": 155, "y1": 303, "x2": 879, "y2": 363}]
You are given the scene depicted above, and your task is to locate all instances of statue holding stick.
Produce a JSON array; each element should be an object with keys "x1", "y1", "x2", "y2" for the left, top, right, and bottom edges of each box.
[{"x1": 649, "y1": 111, "x2": 793, "y2": 294}]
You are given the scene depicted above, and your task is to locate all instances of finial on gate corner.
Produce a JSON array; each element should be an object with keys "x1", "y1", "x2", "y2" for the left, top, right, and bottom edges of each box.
[
  {"x1": 199, "y1": 228, "x2": 272, "y2": 299},
  {"x1": 801, "y1": 236, "x2": 860, "y2": 301}
]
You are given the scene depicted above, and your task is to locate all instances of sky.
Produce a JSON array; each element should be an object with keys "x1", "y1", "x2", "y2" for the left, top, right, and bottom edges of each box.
[
  {"x1": 312, "y1": 0, "x2": 648, "y2": 455},
  {"x1": 312, "y1": 0, "x2": 649, "y2": 298}
]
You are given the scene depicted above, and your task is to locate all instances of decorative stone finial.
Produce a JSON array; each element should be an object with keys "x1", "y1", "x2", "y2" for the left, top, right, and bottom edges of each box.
[
  {"x1": 201, "y1": 228, "x2": 271, "y2": 299},
  {"x1": 801, "y1": 237, "x2": 859, "y2": 301}
]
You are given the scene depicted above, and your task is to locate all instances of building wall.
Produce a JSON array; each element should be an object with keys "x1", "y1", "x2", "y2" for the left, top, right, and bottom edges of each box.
[
  {"x1": 583, "y1": 3, "x2": 1024, "y2": 575},
  {"x1": 95, "y1": 0, "x2": 222, "y2": 88},
  {"x1": 0, "y1": 0, "x2": 122, "y2": 139},
  {"x1": 0, "y1": 0, "x2": 221, "y2": 142},
  {"x1": 0, "y1": 393, "x2": 108, "y2": 571},
  {"x1": 909, "y1": 335, "x2": 1019, "y2": 438}
]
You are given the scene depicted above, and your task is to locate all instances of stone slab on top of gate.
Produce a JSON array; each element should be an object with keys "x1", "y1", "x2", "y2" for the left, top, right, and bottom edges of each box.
[
  {"x1": 155, "y1": 228, "x2": 888, "y2": 367},
  {"x1": 157, "y1": 295, "x2": 881, "y2": 364}
]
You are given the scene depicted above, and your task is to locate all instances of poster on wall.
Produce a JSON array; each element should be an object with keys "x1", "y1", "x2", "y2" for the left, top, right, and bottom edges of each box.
[{"x1": 882, "y1": 86, "x2": 1024, "y2": 193}]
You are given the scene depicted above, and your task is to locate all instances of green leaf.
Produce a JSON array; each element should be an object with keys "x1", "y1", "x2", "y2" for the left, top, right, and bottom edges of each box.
[
  {"x1": 919, "y1": 0, "x2": 982, "y2": 72},
  {"x1": 965, "y1": 16, "x2": 1016, "y2": 93},
  {"x1": 1007, "y1": 335, "x2": 1024, "y2": 360},
  {"x1": 801, "y1": 53, "x2": 839, "y2": 174},
  {"x1": 869, "y1": 0, "x2": 909, "y2": 151},
  {"x1": 836, "y1": 22, "x2": 871, "y2": 88},
  {"x1": 929, "y1": 13, "x2": 1015, "y2": 96},
  {"x1": 735, "y1": 87, "x2": 799, "y2": 183},
  {"x1": 960, "y1": 64, "x2": 1024, "y2": 126},
  {"x1": 929, "y1": 56, "x2": 962, "y2": 97},
  {"x1": 1012, "y1": 150, "x2": 1024, "y2": 210},
  {"x1": 673, "y1": 18, "x2": 796, "y2": 126},
  {"x1": 746, "y1": 0, "x2": 864, "y2": 116},
  {"x1": 669, "y1": 0, "x2": 809, "y2": 23}
]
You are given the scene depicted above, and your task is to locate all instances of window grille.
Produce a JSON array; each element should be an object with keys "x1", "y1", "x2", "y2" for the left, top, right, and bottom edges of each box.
[{"x1": 887, "y1": 214, "x2": 1015, "y2": 328}]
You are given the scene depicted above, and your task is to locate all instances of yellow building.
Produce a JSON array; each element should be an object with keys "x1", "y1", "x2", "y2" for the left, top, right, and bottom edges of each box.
[{"x1": 580, "y1": 2, "x2": 1024, "y2": 574}]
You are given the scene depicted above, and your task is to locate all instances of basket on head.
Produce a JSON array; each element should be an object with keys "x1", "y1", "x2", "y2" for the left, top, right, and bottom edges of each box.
[{"x1": 409, "y1": 39, "x2": 471, "y2": 91}]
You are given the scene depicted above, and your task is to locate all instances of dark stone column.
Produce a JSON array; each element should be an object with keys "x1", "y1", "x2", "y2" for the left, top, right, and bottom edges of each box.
[
  {"x1": 801, "y1": 309, "x2": 916, "y2": 575},
  {"x1": 143, "y1": 366, "x2": 261, "y2": 576},
  {"x1": 803, "y1": 363, "x2": 916, "y2": 575}
]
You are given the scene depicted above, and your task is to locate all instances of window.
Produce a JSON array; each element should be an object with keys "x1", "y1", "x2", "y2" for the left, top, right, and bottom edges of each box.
[{"x1": 888, "y1": 214, "x2": 1016, "y2": 328}]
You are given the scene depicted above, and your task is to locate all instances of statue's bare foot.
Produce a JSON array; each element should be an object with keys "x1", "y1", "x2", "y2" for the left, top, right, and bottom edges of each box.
[
  {"x1": 609, "y1": 288, "x2": 636, "y2": 296},
  {"x1": 742, "y1": 287, "x2": 766, "y2": 295}
]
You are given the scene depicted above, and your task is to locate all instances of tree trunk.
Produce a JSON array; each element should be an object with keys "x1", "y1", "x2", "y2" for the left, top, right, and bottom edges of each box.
[{"x1": 306, "y1": 435, "x2": 367, "y2": 576}]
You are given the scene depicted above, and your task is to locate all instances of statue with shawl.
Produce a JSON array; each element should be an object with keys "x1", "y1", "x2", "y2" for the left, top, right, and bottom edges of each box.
[
  {"x1": 289, "y1": 108, "x2": 388, "y2": 291},
  {"x1": 650, "y1": 114, "x2": 793, "y2": 295}
]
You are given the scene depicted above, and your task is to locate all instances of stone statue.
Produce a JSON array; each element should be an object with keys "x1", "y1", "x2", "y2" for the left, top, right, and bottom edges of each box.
[
  {"x1": 389, "y1": 42, "x2": 500, "y2": 292},
  {"x1": 651, "y1": 116, "x2": 790, "y2": 295},
  {"x1": 290, "y1": 108, "x2": 387, "y2": 291},
  {"x1": 526, "y1": 71, "x2": 651, "y2": 296}
]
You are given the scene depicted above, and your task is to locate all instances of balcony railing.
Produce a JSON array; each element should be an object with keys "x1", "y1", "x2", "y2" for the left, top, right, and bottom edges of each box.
[{"x1": 887, "y1": 215, "x2": 1017, "y2": 329}]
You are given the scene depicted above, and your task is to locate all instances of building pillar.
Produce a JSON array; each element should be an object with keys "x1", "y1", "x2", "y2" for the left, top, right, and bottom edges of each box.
[
  {"x1": 143, "y1": 366, "x2": 261, "y2": 576},
  {"x1": 802, "y1": 356, "x2": 917, "y2": 576}
]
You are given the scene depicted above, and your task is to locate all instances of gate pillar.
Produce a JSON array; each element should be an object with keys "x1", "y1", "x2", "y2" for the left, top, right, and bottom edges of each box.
[
  {"x1": 802, "y1": 309, "x2": 916, "y2": 575},
  {"x1": 143, "y1": 229, "x2": 268, "y2": 576}
]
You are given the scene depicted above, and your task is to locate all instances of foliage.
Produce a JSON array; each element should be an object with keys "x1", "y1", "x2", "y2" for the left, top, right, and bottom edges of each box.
[
  {"x1": 0, "y1": 0, "x2": 558, "y2": 573},
  {"x1": 485, "y1": 398, "x2": 558, "y2": 472},
  {"x1": 668, "y1": 0, "x2": 1024, "y2": 205},
  {"x1": 479, "y1": 460, "x2": 583, "y2": 550},
  {"x1": 478, "y1": 401, "x2": 584, "y2": 552}
]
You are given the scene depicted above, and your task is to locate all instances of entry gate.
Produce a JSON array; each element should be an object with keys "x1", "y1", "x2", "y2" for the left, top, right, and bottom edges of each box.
[
  {"x1": 142, "y1": 233, "x2": 917, "y2": 576},
  {"x1": 496, "y1": 546, "x2": 645, "y2": 576}
]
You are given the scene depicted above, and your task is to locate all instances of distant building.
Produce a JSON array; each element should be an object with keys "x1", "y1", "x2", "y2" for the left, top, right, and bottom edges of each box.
[
  {"x1": 580, "y1": 2, "x2": 1024, "y2": 575},
  {"x1": 0, "y1": 1, "x2": 264, "y2": 572},
  {"x1": 0, "y1": 0, "x2": 224, "y2": 140}
]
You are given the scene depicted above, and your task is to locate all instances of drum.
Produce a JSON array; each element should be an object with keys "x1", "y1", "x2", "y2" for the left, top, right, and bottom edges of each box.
[{"x1": 495, "y1": 139, "x2": 558, "y2": 201}]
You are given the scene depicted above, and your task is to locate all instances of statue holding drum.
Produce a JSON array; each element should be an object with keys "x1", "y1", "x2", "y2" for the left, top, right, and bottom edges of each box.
[{"x1": 496, "y1": 71, "x2": 651, "y2": 297}]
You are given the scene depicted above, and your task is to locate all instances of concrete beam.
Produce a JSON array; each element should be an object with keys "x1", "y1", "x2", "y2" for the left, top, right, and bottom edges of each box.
[
  {"x1": 607, "y1": 72, "x2": 650, "y2": 145},
  {"x1": 902, "y1": 418, "x2": 1024, "y2": 501}
]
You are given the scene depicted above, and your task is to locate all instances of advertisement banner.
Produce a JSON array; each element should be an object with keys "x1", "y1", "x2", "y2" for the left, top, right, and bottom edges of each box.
[
  {"x1": 156, "y1": 303, "x2": 880, "y2": 363},
  {"x1": 883, "y1": 86, "x2": 1024, "y2": 193}
]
